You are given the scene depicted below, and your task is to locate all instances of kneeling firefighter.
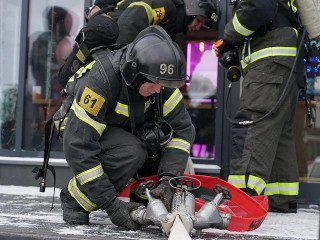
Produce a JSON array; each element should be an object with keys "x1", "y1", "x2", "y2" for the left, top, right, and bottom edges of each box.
[
  {"x1": 53, "y1": 25, "x2": 195, "y2": 229},
  {"x1": 214, "y1": 0, "x2": 305, "y2": 213}
]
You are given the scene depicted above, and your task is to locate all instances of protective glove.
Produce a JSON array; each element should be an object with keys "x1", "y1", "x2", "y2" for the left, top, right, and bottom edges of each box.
[
  {"x1": 149, "y1": 176, "x2": 175, "y2": 212},
  {"x1": 213, "y1": 39, "x2": 234, "y2": 57},
  {"x1": 198, "y1": 0, "x2": 221, "y2": 23},
  {"x1": 105, "y1": 198, "x2": 143, "y2": 230}
]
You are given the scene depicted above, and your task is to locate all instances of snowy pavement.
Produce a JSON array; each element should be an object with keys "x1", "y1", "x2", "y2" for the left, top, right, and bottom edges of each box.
[{"x1": 0, "y1": 185, "x2": 319, "y2": 240}]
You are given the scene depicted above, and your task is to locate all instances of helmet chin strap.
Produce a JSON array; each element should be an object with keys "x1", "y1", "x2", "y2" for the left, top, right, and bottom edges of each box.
[{"x1": 132, "y1": 76, "x2": 149, "y2": 92}]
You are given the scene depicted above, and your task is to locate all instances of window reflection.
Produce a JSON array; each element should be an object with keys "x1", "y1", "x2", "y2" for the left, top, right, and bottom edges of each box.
[
  {"x1": 0, "y1": 0, "x2": 22, "y2": 150},
  {"x1": 24, "y1": 1, "x2": 83, "y2": 151},
  {"x1": 295, "y1": 56, "x2": 320, "y2": 183},
  {"x1": 182, "y1": 41, "x2": 218, "y2": 158}
]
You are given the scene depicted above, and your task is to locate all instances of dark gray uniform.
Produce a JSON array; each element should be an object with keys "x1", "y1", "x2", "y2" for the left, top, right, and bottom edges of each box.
[
  {"x1": 54, "y1": 47, "x2": 195, "y2": 211},
  {"x1": 224, "y1": 0, "x2": 303, "y2": 211},
  {"x1": 109, "y1": 0, "x2": 180, "y2": 45}
]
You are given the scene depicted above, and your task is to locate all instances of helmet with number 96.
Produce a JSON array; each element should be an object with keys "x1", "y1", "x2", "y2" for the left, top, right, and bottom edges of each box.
[{"x1": 120, "y1": 25, "x2": 187, "y2": 88}]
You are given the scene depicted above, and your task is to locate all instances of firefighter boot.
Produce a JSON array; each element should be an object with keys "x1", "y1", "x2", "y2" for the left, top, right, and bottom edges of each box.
[
  {"x1": 268, "y1": 197, "x2": 298, "y2": 213},
  {"x1": 60, "y1": 188, "x2": 90, "y2": 225}
]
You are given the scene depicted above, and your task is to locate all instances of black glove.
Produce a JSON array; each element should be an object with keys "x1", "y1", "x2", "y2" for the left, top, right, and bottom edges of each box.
[
  {"x1": 198, "y1": 0, "x2": 221, "y2": 23},
  {"x1": 105, "y1": 198, "x2": 143, "y2": 230},
  {"x1": 149, "y1": 176, "x2": 175, "y2": 212},
  {"x1": 214, "y1": 39, "x2": 235, "y2": 57}
]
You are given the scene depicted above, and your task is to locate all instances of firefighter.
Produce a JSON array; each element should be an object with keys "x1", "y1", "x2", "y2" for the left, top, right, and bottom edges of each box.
[
  {"x1": 54, "y1": 26, "x2": 195, "y2": 229},
  {"x1": 88, "y1": 0, "x2": 220, "y2": 45},
  {"x1": 57, "y1": 0, "x2": 220, "y2": 89},
  {"x1": 214, "y1": 0, "x2": 304, "y2": 213}
]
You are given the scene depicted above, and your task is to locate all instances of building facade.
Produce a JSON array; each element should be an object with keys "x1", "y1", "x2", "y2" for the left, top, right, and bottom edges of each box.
[{"x1": 0, "y1": 0, "x2": 319, "y2": 205}]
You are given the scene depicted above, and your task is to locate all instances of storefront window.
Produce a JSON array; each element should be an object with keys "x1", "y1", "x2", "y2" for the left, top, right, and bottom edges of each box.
[
  {"x1": 0, "y1": 0, "x2": 22, "y2": 150},
  {"x1": 295, "y1": 57, "x2": 320, "y2": 183},
  {"x1": 23, "y1": 0, "x2": 84, "y2": 151},
  {"x1": 182, "y1": 41, "x2": 218, "y2": 158}
]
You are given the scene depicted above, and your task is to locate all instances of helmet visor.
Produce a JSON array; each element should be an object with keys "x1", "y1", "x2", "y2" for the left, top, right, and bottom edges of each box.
[{"x1": 144, "y1": 74, "x2": 186, "y2": 88}]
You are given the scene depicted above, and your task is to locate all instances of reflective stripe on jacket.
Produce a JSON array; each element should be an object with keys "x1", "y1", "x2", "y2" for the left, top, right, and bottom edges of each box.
[
  {"x1": 109, "y1": 0, "x2": 177, "y2": 45},
  {"x1": 224, "y1": 1, "x2": 299, "y2": 72}
]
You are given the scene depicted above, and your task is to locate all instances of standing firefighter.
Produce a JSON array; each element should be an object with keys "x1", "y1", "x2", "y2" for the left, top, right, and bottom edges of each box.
[
  {"x1": 214, "y1": 0, "x2": 304, "y2": 213},
  {"x1": 54, "y1": 26, "x2": 195, "y2": 229}
]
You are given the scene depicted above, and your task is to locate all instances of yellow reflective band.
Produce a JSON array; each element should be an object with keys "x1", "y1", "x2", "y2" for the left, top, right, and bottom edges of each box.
[
  {"x1": 292, "y1": 27, "x2": 298, "y2": 38},
  {"x1": 264, "y1": 182, "x2": 299, "y2": 196},
  {"x1": 76, "y1": 164, "x2": 104, "y2": 185},
  {"x1": 247, "y1": 175, "x2": 266, "y2": 195},
  {"x1": 228, "y1": 175, "x2": 246, "y2": 188},
  {"x1": 241, "y1": 47, "x2": 297, "y2": 69},
  {"x1": 232, "y1": 13, "x2": 254, "y2": 37},
  {"x1": 76, "y1": 60, "x2": 96, "y2": 78},
  {"x1": 288, "y1": 0, "x2": 297, "y2": 13},
  {"x1": 115, "y1": 102, "x2": 129, "y2": 117},
  {"x1": 76, "y1": 49, "x2": 86, "y2": 63},
  {"x1": 67, "y1": 75, "x2": 75, "y2": 83},
  {"x1": 145, "y1": 101, "x2": 151, "y2": 112},
  {"x1": 68, "y1": 177, "x2": 97, "y2": 212},
  {"x1": 128, "y1": 2, "x2": 153, "y2": 24},
  {"x1": 114, "y1": 0, "x2": 125, "y2": 9},
  {"x1": 163, "y1": 89, "x2": 183, "y2": 117},
  {"x1": 54, "y1": 117, "x2": 68, "y2": 131},
  {"x1": 71, "y1": 100, "x2": 106, "y2": 136},
  {"x1": 164, "y1": 138, "x2": 190, "y2": 153}
]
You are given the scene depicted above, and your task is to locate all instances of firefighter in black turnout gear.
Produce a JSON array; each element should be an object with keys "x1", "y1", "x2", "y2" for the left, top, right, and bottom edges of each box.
[
  {"x1": 58, "y1": 0, "x2": 221, "y2": 89},
  {"x1": 89, "y1": 0, "x2": 221, "y2": 45},
  {"x1": 54, "y1": 26, "x2": 195, "y2": 229},
  {"x1": 214, "y1": 0, "x2": 304, "y2": 213}
]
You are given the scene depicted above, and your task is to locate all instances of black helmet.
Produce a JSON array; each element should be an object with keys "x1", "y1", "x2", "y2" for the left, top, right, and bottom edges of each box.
[
  {"x1": 120, "y1": 25, "x2": 186, "y2": 88},
  {"x1": 184, "y1": 0, "x2": 221, "y2": 23}
]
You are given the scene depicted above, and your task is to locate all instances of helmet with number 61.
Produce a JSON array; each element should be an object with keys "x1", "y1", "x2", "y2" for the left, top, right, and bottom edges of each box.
[{"x1": 120, "y1": 25, "x2": 187, "y2": 88}]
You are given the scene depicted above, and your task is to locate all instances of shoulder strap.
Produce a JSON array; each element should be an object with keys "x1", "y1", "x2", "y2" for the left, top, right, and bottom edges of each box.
[
  {"x1": 277, "y1": 2, "x2": 302, "y2": 30},
  {"x1": 155, "y1": 92, "x2": 164, "y2": 121},
  {"x1": 92, "y1": 49, "x2": 121, "y2": 109},
  {"x1": 93, "y1": 49, "x2": 146, "y2": 133}
]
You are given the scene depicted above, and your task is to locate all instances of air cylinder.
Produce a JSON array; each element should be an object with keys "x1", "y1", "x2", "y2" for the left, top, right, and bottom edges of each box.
[{"x1": 296, "y1": 0, "x2": 320, "y2": 39}]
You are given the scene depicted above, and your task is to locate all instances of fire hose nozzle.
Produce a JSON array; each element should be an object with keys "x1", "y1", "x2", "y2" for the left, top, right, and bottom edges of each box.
[
  {"x1": 211, "y1": 212, "x2": 231, "y2": 230},
  {"x1": 130, "y1": 188, "x2": 169, "y2": 227},
  {"x1": 130, "y1": 206, "x2": 153, "y2": 226},
  {"x1": 193, "y1": 192, "x2": 231, "y2": 230}
]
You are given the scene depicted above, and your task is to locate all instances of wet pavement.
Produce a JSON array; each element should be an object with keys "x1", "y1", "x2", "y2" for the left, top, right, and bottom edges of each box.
[{"x1": 0, "y1": 188, "x2": 319, "y2": 240}]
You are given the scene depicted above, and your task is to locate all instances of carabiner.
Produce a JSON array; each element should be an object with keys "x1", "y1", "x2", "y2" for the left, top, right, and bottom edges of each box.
[{"x1": 242, "y1": 38, "x2": 251, "y2": 64}]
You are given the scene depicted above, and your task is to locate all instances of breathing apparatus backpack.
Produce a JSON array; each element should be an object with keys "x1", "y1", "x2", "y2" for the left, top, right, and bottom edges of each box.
[
  {"x1": 57, "y1": 5, "x2": 119, "y2": 88},
  {"x1": 296, "y1": 0, "x2": 320, "y2": 40}
]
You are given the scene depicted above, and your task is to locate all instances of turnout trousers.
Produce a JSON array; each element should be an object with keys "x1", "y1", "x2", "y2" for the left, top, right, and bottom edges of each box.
[
  {"x1": 61, "y1": 126, "x2": 148, "y2": 210},
  {"x1": 228, "y1": 62, "x2": 299, "y2": 207}
]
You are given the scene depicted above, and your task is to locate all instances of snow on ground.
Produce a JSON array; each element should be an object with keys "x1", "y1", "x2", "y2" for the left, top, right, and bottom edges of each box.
[
  {"x1": 203, "y1": 209, "x2": 319, "y2": 240},
  {"x1": 0, "y1": 185, "x2": 319, "y2": 240},
  {"x1": 0, "y1": 185, "x2": 61, "y2": 197}
]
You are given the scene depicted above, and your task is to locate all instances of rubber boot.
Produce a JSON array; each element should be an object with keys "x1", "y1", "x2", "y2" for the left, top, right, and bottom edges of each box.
[{"x1": 60, "y1": 188, "x2": 90, "y2": 225}]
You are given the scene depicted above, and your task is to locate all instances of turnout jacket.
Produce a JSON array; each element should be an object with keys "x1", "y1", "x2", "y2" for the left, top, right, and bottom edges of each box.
[
  {"x1": 109, "y1": 0, "x2": 183, "y2": 44},
  {"x1": 224, "y1": 0, "x2": 300, "y2": 72},
  {"x1": 54, "y1": 48, "x2": 194, "y2": 208}
]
